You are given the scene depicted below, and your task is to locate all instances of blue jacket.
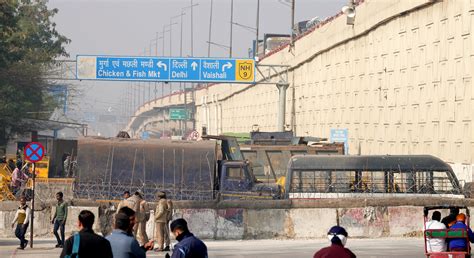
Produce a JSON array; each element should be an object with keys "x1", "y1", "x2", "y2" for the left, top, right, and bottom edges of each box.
[
  {"x1": 106, "y1": 229, "x2": 146, "y2": 258},
  {"x1": 449, "y1": 222, "x2": 474, "y2": 250},
  {"x1": 171, "y1": 232, "x2": 208, "y2": 258}
]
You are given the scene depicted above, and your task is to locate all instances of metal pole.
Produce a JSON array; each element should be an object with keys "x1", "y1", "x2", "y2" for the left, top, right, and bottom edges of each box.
[
  {"x1": 191, "y1": 0, "x2": 194, "y2": 56},
  {"x1": 180, "y1": 12, "x2": 184, "y2": 58},
  {"x1": 208, "y1": 0, "x2": 213, "y2": 57},
  {"x1": 29, "y1": 162, "x2": 35, "y2": 248},
  {"x1": 229, "y1": 0, "x2": 233, "y2": 58},
  {"x1": 155, "y1": 32, "x2": 159, "y2": 56},
  {"x1": 155, "y1": 32, "x2": 159, "y2": 101},
  {"x1": 168, "y1": 20, "x2": 173, "y2": 98},
  {"x1": 276, "y1": 82, "x2": 289, "y2": 132},
  {"x1": 142, "y1": 49, "x2": 146, "y2": 105},
  {"x1": 180, "y1": 12, "x2": 184, "y2": 135},
  {"x1": 162, "y1": 29, "x2": 165, "y2": 100},
  {"x1": 190, "y1": 0, "x2": 195, "y2": 131},
  {"x1": 290, "y1": 0, "x2": 295, "y2": 47},
  {"x1": 148, "y1": 45, "x2": 152, "y2": 101},
  {"x1": 255, "y1": 0, "x2": 260, "y2": 59}
]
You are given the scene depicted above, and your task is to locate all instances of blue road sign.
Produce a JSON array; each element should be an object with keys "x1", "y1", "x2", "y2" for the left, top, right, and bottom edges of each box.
[
  {"x1": 330, "y1": 128, "x2": 349, "y2": 155},
  {"x1": 24, "y1": 142, "x2": 45, "y2": 163},
  {"x1": 76, "y1": 55, "x2": 255, "y2": 83},
  {"x1": 141, "y1": 131, "x2": 150, "y2": 140}
]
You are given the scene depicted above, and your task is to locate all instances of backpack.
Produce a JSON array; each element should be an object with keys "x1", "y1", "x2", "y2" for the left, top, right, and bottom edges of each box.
[{"x1": 65, "y1": 233, "x2": 80, "y2": 258}]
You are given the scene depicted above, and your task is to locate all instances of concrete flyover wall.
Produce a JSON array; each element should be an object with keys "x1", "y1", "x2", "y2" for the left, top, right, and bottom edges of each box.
[
  {"x1": 190, "y1": 0, "x2": 474, "y2": 182},
  {"x1": 128, "y1": 0, "x2": 473, "y2": 181}
]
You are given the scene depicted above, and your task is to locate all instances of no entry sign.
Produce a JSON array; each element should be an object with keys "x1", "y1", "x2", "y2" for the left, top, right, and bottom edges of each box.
[{"x1": 24, "y1": 142, "x2": 45, "y2": 163}]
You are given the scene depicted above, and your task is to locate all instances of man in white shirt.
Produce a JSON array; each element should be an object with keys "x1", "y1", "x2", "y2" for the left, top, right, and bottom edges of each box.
[
  {"x1": 11, "y1": 196, "x2": 31, "y2": 249},
  {"x1": 425, "y1": 211, "x2": 447, "y2": 252}
]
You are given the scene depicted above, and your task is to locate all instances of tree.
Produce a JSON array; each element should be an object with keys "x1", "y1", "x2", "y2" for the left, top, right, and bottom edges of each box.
[{"x1": 0, "y1": 0, "x2": 70, "y2": 146}]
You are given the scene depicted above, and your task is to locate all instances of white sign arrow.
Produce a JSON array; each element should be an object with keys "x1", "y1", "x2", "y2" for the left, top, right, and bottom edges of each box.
[
  {"x1": 157, "y1": 61, "x2": 167, "y2": 71},
  {"x1": 222, "y1": 62, "x2": 232, "y2": 72},
  {"x1": 191, "y1": 61, "x2": 198, "y2": 71}
]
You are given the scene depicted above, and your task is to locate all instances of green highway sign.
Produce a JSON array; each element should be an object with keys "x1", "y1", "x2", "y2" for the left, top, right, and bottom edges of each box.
[{"x1": 169, "y1": 108, "x2": 188, "y2": 120}]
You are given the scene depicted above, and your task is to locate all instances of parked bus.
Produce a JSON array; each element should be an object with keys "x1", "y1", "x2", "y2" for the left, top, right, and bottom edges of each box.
[{"x1": 284, "y1": 155, "x2": 464, "y2": 199}]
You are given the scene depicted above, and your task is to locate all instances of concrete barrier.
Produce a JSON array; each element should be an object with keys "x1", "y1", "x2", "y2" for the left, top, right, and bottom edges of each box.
[
  {"x1": 288, "y1": 208, "x2": 337, "y2": 238},
  {"x1": 339, "y1": 207, "x2": 389, "y2": 238},
  {"x1": 2, "y1": 199, "x2": 473, "y2": 240},
  {"x1": 387, "y1": 206, "x2": 423, "y2": 237},
  {"x1": 245, "y1": 209, "x2": 286, "y2": 239}
]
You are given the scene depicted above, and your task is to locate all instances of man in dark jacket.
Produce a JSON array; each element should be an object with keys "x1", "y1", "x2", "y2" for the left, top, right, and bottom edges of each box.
[
  {"x1": 313, "y1": 226, "x2": 356, "y2": 258},
  {"x1": 60, "y1": 210, "x2": 113, "y2": 258},
  {"x1": 169, "y1": 218, "x2": 207, "y2": 258}
]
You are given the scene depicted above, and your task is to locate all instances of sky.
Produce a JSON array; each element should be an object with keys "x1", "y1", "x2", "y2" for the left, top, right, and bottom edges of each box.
[{"x1": 47, "y1": 0, "x2": 347, "y2": 136}]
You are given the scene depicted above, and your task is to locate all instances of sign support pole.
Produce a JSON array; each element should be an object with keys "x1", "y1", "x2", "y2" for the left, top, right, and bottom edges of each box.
[
  {"x1": 30, "y1": 162, "x2": 35, "y2": 248},
  {"x1": 276, "y1": 82, "x2": 289, "y2": 132}
]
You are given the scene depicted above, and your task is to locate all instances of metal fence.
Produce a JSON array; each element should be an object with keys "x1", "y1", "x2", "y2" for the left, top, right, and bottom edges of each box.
[
  {"x1": 289, "y1": 170, "x2": 461, "y2": 195},
  {"x1": 73, "y1": 138, "x2": 217, "y2": 201},
  {"x1": 73, "y1": 178, "x2": 216, "y2": 201}
]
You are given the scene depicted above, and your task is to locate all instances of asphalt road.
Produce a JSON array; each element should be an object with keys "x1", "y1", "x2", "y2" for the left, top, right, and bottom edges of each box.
[{"x1": 0, "y1": 237, "x2": 425, "y2": 258}]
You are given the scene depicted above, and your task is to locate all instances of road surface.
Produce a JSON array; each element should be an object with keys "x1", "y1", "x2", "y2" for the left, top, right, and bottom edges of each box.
[{"x1": 0, "y1": 237, "x2": 425, "y2": 258}]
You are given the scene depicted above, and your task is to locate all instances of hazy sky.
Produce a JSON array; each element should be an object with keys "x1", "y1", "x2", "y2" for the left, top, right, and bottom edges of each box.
[{"x1": 47, "y1": 0, "x2": 346, "y2": 135}]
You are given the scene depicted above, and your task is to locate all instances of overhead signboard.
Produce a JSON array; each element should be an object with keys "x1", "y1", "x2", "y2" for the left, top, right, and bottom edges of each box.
[
  {"x1": 169, "y1": 108, "x2": 188, "y2": 120},
  {"x1": 76, "y1": 55, "x2": 255, "y2": 83}
]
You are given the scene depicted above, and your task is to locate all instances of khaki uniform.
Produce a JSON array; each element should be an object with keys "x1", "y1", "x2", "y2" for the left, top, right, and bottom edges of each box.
[
  {"x1": 116, "y1": 199, "x2": 126, "y2": 213},
  {"x1": 137, "y1": 199, "x2": 150, "y2": 245},
  {"x1": 164, "y1": 199, "x2": 173, "y2": 246},
  {"x1": 123, "y1": 195, "x2": 143, "y2": 238},
  {"x1": 154, "y1": 198, "x2": 168, "y2": 250}
]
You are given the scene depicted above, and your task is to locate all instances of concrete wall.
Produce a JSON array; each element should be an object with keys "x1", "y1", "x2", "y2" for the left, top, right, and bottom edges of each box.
[
  {"x1": 0, "y1": 205, "x2": 100, "y2": 238},
  {"x1": 2, "y1": 203, "x2": 470, "y2": 240}
]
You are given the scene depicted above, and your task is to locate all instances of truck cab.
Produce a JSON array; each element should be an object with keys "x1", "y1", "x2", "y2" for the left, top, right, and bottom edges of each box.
[
  {"x1": 204, "y1": 135, "x2": 281, "y2": 200},
  {"x1": 218, "y1": 160, "x2": 280, "y2": 200}
]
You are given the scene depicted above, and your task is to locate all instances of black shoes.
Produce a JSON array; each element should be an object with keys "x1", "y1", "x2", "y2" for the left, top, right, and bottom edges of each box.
[
  {"x1": 55, "y1": 244, "x2": 63, "y2": 248},
  {"x1": 163, "y1": 246, "x2": 170, "y2": 251},
  {"x1": 18, "y1": 240, "x2": 29, "y2": 250}
]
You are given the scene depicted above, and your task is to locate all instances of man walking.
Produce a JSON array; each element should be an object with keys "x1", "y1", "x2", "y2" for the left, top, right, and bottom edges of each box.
[
  {"x1": 11, "y1": 196, "x2": 30, "y2": 249},
  {"x1": 169, "y1": 218, "x2": 208, "y2": 258},
  {"x1": 52, "y1": 191, "x2": 67, "y2": 248},
  {"x1": 60, "y1": 210, "x2": 113, "y2": 258},
  {"x1": 154, "y1": 191, "x2": 169, "y2": 252}
]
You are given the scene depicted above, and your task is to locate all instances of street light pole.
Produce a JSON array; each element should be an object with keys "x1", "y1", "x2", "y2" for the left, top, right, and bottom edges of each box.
[
  {"x1": 169, "y1": 17, "x2": 179, "y2": 99},
  {"x1": 229, "y1": 0, "x2": 233, "y2": 58},
  {"x1": 290, "y1": 0, "x2": 295, "y2": 48},
  {"x1": 255, "y1": 0, "x2": 260, "y2": 59},
  {"x1": 154, "y1": 32, "x2": 159, "y2": 100},
  {"x1": 191, "y1": 0, "x2": 194, "y2": 56},
  {"x1": 161, "y1": 28, "x2": 166, "y2": 102},
  {"x1": 180, "y1": 11, "x2": 185, "y2": 136},
  {"x1": 208, "y1": 0, "x2": 213, "y2": 57}
]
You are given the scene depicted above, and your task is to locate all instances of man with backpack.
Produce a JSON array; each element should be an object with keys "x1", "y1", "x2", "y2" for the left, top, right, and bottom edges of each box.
[{"x1": 60, "y1": 210, "x2": 113, "y2": 258}]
